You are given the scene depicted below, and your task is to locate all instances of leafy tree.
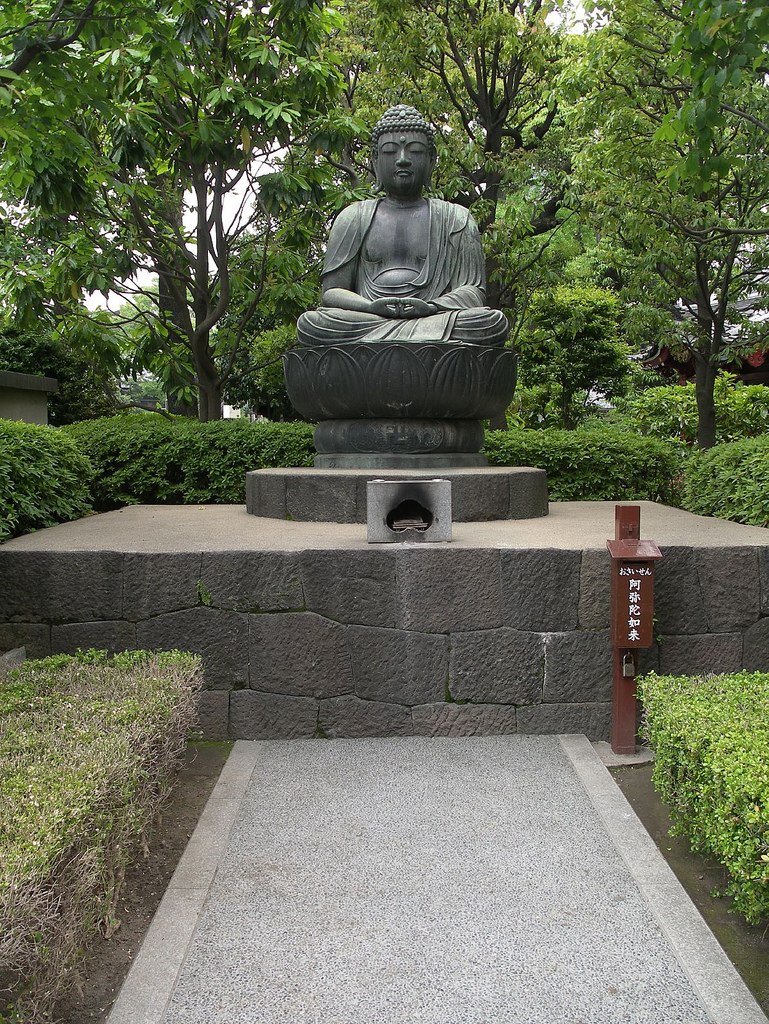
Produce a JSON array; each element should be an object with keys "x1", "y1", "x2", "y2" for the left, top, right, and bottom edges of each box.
[
  {"x1": 568, "y1": 0, "x2": 769, "y2": 447},
  {"x1": 514, "y1": 284, "x2": 630, "y2": 428},
  {"x1": 1, "y1": 0, "x2": 343, "y2": 420},
  {"x1": 222, "y1": 325, "x2": 299, "y2": 420},
  {"x1": 332, "y1": 0, "x2": 577, "y2": 319},
  {"x1": 666, "y1": 0, "x2": 769, "y2": 186}
]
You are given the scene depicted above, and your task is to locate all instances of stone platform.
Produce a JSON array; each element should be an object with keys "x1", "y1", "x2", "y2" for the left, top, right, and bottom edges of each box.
[
  {"x1": 246, "y1": 466, "x2": 548, "y2": 522},
  {"x1": 1, "y1": 502, "x2": 768, "y2": 743}
]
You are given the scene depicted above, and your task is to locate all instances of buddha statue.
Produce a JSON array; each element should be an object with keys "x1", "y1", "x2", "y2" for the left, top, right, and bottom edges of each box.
[
  {"x1": 284, "y1": 105, "x2": 517, "y2": 467},
  {"x1": 297, "y1": 104, "x2": 509, "y2": 348}
]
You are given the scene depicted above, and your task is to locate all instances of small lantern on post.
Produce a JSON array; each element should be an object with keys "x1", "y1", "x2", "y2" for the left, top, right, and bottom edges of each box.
[{"x1": 606, "y1": 506, "x2": 663, "y2": 755}]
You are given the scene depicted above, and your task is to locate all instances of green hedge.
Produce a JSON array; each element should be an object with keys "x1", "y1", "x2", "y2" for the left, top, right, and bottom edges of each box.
[
  {"x1": 483, "y1": 426, "x2": 682, "y2": 502},
  {"x1": 60, "y1": 418, "x2": 684, "y2": 511},
  {"x1": 0, "y1": 420, "x2": 94, "y2": 541},
  {"x1": 683, "y1": 436, "x2": 769, "y2": 528},
  {"x1": 0, "y1": 650, "x2": 201, "y2": 1023},
  {"x1": 639, "y1": 671, "x2": 769, "y2": 925},
  {"x1": 63, "y1": 416, "x2": 315, "y2": 510}
]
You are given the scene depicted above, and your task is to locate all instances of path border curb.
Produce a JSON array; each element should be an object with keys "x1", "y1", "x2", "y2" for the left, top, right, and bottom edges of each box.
[{"x1": 561, "y1": 734, "x2": 767, "y2": 1023}]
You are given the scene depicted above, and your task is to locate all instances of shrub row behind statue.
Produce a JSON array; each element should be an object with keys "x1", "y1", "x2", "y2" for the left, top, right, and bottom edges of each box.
[{"x1": 297, "y1": 105, "x2": 509, "y2": 348}]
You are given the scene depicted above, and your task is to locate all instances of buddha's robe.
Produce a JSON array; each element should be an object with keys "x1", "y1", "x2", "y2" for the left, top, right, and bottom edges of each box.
[{"x1": 296, "y1": 198, "x2": 509, "y2": 346}]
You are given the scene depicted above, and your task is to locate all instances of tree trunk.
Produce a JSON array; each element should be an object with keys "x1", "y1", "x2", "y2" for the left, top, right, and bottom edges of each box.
[
  {"x1": 694, "y1": 354, "x2": 717, "y2": 448},
  {"x1": 158, "y1": 267, "x2": 198, "y2": 417},
  {"x1": 194, "y1": 339, "x2": 224, "y2": 421},
  {"x1": 693, "y1": 253, "x2": 718, "y2": 449},
  {"x1": 197, "y1": 379, "x2": 223, "y2": 422}
]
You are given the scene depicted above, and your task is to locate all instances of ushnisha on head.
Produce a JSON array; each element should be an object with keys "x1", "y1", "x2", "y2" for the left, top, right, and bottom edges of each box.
[
  {"x1": 371, "y1": 105, "x2": 437, "y2": 197},
  {"x1": 371, "y1": 104, "x2": 436, "y2": 155}
]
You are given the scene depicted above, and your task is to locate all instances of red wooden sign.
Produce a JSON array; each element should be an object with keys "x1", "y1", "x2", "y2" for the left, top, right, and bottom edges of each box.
[{"x1": 608, "y1": 556, "x2": 657, "y2": 647}]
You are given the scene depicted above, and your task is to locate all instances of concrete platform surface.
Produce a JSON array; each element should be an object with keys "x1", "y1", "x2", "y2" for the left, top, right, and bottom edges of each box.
[
  {"x1": 107, "y1": 736, "x2": 767, "y2": 1024},
  {"x1": 4, "y1": 500, "x2": 769, "y2": 552}
]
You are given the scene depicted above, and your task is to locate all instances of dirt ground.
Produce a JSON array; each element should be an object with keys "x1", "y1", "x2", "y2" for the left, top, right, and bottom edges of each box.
[{"x1": 49, "y1": 747, "x2": 769, "y2": 1023}]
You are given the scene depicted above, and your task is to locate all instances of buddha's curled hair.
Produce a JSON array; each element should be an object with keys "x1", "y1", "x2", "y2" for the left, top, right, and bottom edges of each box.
[{"x1": 371, "y1": 105, "x2": 435, "y2": 154}]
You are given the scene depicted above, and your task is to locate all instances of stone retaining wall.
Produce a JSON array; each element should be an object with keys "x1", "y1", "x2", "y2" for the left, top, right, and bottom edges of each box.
[{"x1": 1, "y1": 543, "x2": 767, "y2": 741}]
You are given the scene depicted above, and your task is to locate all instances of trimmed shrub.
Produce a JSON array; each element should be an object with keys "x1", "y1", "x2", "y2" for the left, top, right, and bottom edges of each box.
[
  {"x1": 63, "y1": 416, "x2": 315, "y2": 510},
  {"x1": 683, "y1": 436, "x2": 769, "y2": 527},
  {"x1": 639, "y1": 671, "x2": 769, "y2": 925},
  {"x1": 0, "y1": 420, "x2": 94, "y2": 541},
  {"x1": 0, "y1": 649, "x2": 201, "y2": 1022},
  {"x1": 483, "y1": 426, "x2": 682, "y2": 502}
]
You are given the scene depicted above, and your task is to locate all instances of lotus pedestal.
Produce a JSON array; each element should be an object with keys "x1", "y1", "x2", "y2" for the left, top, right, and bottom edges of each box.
[{"x1": 283, "y1": 341, "x2": 517, "y2": 469}]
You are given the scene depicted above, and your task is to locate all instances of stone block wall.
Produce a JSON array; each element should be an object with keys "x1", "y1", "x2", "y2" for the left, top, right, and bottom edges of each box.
[{"x1": 1, "y1": 543, "x2": 767, "y2": 741}]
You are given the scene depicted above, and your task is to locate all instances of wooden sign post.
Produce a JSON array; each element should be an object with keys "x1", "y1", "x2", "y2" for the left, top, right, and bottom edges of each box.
[{"x1": 606, "y1": 506, "x2": 663, "y2": 755}]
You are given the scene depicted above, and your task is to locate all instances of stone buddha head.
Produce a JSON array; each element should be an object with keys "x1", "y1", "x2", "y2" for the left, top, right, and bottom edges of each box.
[{"x1": 371, "y1": 105, "x2": 437, "y2": 198}]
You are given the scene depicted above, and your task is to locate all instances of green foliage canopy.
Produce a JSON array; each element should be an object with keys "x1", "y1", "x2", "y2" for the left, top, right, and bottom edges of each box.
[
  {"x1": 666, "y1": 0, "x2": 769, "y2": 186},
  {"x1": 568, "y1": 0, "x2": 769, "y2": 447},
  {"x1": 0, "y1": 0, "x2": 344, "y2": 420}
]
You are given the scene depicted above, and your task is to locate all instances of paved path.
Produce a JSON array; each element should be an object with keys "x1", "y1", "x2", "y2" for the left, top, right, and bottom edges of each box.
[{"x1": 108, "y1": 736, "x2": 767, "y2": 1024}]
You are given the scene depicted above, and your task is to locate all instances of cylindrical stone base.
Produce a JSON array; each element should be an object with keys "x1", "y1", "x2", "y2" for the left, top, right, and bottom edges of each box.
[
  {"x1": 314, "y1": 418, "x2": 485, "y2": 457},
  {"x1": 245, "y1": 466, "x2": 549, "y2": 521},
  {"x1": 314, "y1": 453, "x2": 488, "y2": 469}
]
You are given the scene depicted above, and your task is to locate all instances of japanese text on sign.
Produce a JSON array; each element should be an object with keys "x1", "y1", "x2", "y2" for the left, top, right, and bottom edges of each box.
[{"x1": 612, "y1": 564, "x2": 655, "y2": 646}]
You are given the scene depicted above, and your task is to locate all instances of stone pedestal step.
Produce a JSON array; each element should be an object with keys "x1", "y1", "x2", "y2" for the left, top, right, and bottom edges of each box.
[{"x1": 246, "y1": 466, "x2": 549, "y2": 522}]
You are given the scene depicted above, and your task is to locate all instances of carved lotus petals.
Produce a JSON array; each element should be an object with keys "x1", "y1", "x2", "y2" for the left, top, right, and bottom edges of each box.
[
  {"x1": 316, "y1": 348, "x2": 366, "y2": 418},
  {"x1": 480, "y1": 346, "x2": 517, "y2": 406},
  {"x1": 429, "y1": 347, "x2": 484, "y2": 417},
  {"x1": 365, "y1": 345, "x2": 430, "y2": 416},
  {"x1": 281, "y1": 350, "x2": 315, "y2": 418},
  {"x1": 284, "y1": 343, "x2": 517, "y2": 420}
]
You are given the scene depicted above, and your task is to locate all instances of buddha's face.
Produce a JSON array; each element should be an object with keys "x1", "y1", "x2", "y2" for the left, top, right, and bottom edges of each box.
[{"x1": 374, "y1": 131, "x2": 436, "y2": 198}]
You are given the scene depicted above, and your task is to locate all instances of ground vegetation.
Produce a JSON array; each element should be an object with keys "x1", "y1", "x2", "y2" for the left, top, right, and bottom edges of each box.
[
  {"x1": 614, "y1": 373, "x2": 769, "y2": 445},
  {"x1": 683, "y1": 434, "x2": 769, "y2": 526},
  {"x1": 62, "y1": 415, "x2": 314, "y2": 508},
  {"x1": 0, "y1": 649, "x2": 201, "y2": 1022},
  {"x1": 483, "y1": 425, "x2": 681, "y2": 501}
]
